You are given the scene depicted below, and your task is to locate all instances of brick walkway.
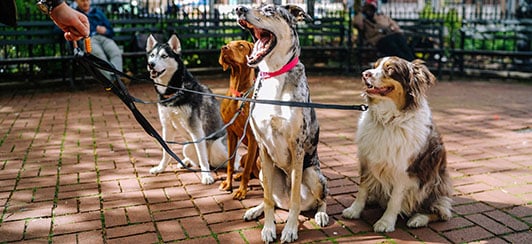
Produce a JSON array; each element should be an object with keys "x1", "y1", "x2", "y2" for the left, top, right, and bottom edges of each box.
[{"x1": 0, "y1": 75, "x2": 530, "y2": 243}]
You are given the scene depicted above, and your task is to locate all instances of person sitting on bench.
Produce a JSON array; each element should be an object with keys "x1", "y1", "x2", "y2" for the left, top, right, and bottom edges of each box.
[
  {"x1": 74, "y1": 0, "x2": 123, "y2": 82},
  {"x1": 353, "y1": 0, "x2": 414, "y2": 61}
]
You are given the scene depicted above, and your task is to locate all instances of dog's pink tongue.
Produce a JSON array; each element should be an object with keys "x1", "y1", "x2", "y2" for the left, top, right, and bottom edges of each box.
[{"x1": 367, "y1": 87, "x2": 391, "y2": 95}]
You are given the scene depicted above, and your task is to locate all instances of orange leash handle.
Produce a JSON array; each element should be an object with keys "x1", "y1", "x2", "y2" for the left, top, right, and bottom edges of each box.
[{"x1": 84, "y1": 37, "x2": 92, "y2": 53}]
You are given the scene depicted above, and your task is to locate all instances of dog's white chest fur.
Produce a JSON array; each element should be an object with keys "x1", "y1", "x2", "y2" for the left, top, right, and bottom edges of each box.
[
  {"x1": 357, "y1": 99, "x2": 432, "y2": 178},
  {"x1": 157, "y1": 104, "x2": 192, "y2": 139},
  {"x1": 251, "y1": 77, "x2": 300, "y2": 168}
]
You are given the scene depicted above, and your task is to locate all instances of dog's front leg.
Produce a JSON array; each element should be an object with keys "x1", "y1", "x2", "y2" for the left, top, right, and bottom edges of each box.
[
  {"x1": 281, "y1": 159, "x2": 302, "y2": 243},
  {"x1": 188, "y1": 128, "x2": 214, "y2": 185},
  {"x1": 373, "y1": 183, "x2": 405, "y2": 232},
  {"x1": 259, "y1": 151, "x2": 277, "y2": 243},
  {"x1": 342, "y1": 181, "x2": 369, "y2": 219},
  {"x1": 220, "y1": 131, "x2": 237, "y2": 192},
  {"x1": 150, "y1": 113, "x2": 176, "y2": 174}
]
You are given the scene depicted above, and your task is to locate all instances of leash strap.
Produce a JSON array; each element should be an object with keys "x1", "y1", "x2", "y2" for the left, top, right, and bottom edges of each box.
[{"x1": 72, "y1": 47, "x2": 201, "y2": 171}]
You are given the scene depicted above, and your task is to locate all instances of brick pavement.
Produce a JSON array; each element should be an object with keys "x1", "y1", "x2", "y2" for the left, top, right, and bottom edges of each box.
[{"x1": 0, "y1": 75, "x2": 530, "y2": 243}]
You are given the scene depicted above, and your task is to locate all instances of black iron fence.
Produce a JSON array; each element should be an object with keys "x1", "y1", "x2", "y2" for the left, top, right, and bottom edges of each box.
[{"x1": 1, "y1": 1, "x2": 531, "y2": 85}]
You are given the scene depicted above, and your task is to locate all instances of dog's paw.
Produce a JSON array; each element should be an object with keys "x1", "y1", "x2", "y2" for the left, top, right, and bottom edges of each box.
[
  {"x1": 314, "y1": 212, "x2": 329, "y2": 227},
  {"x1": 373, "y1": 218, "x2": 395, "y2": 232},
  {"x1": 149, "y1": 166, "x2": 165, "y2": 175},
  {"x1": 176, "y1": 160, "x2": 191, "y2": 169},
  {"x1": 201, "y1": 173, "x2": 215, "y2": 185},
  {"x1": 233, "y1": 172, "x2": 243, "y2": 181},
  {"x1": 342, "y1": 206, "x2": 362, "y2": 219},
  {"x1": 261, "y1": 225, "x2": 276, "y2": 243},
  {"x1": 219, "y1": 179, "x2": 232, "y2": 192},
  {"x1": 407, "y1": 213, "x2": 430, "y2": 228},
  {"x1": 243, "y1": 205, "x2": 263, "y2": 221},
  {"x1": 281, "y1": 225, "x2": 298, "y2": 243},
  {"x1": 232, "y1": 187, "x2": 247, "y2": 200}
]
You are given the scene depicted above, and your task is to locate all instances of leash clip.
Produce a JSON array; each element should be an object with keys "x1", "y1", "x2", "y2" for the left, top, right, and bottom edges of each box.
[{"x1": 72, "y1": 37, "x2": 91, "y2": 54}]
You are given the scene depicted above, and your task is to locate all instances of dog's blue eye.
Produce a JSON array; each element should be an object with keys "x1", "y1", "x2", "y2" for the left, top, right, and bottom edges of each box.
[{"x1": 161, "y1": 54, "x2": 168, "y2": 58}]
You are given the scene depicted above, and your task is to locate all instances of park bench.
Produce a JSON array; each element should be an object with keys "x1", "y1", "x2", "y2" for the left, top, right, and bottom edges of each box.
[
  {"x1": 0, "y1": 21, "x2": 73, "y2": 86},
  {"x1": 450, "y1": 18, "x2": 532, "y2": 79},
  {"x1": 163, "y1": 17, "x2": 250, "y2": 72},
  {"x1": 297, "y1": 16, "x2": 350, "y2": 71},
  {"x1": 354, "y1": 18, "x2": 446, "y2": 77}
]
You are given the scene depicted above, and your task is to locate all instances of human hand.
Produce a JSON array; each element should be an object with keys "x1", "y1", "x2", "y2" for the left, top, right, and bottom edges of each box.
[
  {"x1": 96, "y1": 25, "x2": 107, "y2": 35},
  {"x1": 50, "y1": 2, "x2": 89, "y2": 41}
]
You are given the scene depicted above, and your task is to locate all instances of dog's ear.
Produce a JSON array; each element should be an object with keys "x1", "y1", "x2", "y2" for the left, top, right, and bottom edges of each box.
[
  {"x1": 246, "y1": 41, "x2": 254, "y2": 54},
  {"x1": 412, "y1": 59, "x2": 436, "y2": 87},
  {"x1": 410, "y1": 59, "x2": 436, "y2": 98},
  {"x1": 168, "y1": 34, "x2": 182, "y2": 55},
  {"x1": 283, "y1": 5, "x2": 313, "y2": 22},
  {"x1": 146, "y1": 34, "x2": 157, "y2": 52},
  {"x1": 218, "y1": 48, "x2": 229, "y2": 71}
]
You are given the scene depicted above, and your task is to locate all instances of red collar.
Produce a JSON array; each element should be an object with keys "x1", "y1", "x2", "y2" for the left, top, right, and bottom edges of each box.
[
  {"x1": 230, "y1": 87, "x2": 242, "y2": 97},
  {"x1": 259, "y1": 56, "x2": 299, "y2": 79}
]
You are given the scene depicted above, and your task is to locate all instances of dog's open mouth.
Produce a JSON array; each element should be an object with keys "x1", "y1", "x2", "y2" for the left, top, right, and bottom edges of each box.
[
  {"x1": 365, "y1": 82, "x2": 394, "y2": 96},
  {"x1": 149, "y1": 68, "x2": 165, "y2": 79},
  {"x1": 238, "y1": 19, "x2": 276, "y2": 65}
]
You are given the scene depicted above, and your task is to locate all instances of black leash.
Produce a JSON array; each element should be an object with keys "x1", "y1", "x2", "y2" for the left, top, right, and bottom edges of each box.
[
  {"x1": 74, "y1": 46, "x2": 247, "y2": 173},
  {"x1": 74, "y1": 46, "x2": 368, "y2": 112},
  {"x1": 73, "y1": 40, "x2": 368, "y2": 173},
  {"x1": 73, "y1": 47, "x2": 191, "y2": 171}
]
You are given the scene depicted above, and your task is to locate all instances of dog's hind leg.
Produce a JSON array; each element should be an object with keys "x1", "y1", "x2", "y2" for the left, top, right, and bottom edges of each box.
[
  {"x1": 209, "y1": 136, "x2": 233, "y2": 169},
  {"x1": 181, "y1": 144, "x2": 197, "y2": 168},
  {"x1": 407, "y1": 213, "x2": 439, "y2": 228},
  {"x1": 302, "y1": 167, "x2": 329, "y2": 227},
  {"x1": 219, "y1": 132, "x2": 238, "y2": 192},
  {"x1": 408, "y1": 195, "x2": 452, "y2": 228},
  {"x1": 233, "y1": 138, "x2": 259, "y2": 200}
]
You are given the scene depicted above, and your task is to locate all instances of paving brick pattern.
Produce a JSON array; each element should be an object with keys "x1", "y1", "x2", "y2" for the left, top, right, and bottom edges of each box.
[{"x1": 0, "y1": 76, "x2": 530, "y2": 243}]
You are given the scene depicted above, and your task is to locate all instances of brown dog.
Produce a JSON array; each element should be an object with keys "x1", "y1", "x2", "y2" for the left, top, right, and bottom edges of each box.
[{"x1": 218, "y1": 40, "x2": 260, "y2": 200}]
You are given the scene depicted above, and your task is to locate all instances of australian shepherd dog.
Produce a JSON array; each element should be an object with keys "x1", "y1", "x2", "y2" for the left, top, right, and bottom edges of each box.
[{"x1": 342, "y1": 56, "x2": 452, "y2": 232}]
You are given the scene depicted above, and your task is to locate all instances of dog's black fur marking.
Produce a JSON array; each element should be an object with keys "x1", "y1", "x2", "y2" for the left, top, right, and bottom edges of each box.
[{"x1": 149, "y1": 41, "x2": 226, "y2": 141}]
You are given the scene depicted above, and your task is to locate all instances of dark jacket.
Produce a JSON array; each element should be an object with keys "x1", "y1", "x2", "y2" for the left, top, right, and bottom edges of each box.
[{"x1": 76, "y1": 7, "x2": 114, "y2": 38}]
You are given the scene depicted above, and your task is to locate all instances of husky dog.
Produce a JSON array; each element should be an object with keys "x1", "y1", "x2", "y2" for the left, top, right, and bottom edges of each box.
[
  {"x1": 146, "y1": 34, "x2": 235, "y2": 185},
  {"x1": 236, "y1": 5, "x2": 329, "y2": 243}
]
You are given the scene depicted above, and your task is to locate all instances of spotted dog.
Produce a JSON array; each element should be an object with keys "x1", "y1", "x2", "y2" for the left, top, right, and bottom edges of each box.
[
  {"x1": 146, "y1": 34, "x2": 236, "y2": 185},
  {"x1": 236, "y1": 5, "x2": 329, "y2": 243}
]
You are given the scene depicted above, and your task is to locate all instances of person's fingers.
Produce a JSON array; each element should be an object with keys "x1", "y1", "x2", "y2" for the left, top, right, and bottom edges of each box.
[
  {"x1": 76, "y1": 15, "x2": 90, "y2": 37},
  {"x1": 64, "y1": 32, "x2": 73, "y2": 41},
  {"x1": 64, "y1": 32, "x2": 83, "y2": 41}
]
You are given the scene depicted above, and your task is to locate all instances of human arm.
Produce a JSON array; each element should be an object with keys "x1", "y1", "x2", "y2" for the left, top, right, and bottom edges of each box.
[
  {"x1": 385, "y1": 15, "x2": 402, "y2": 33},
  {"x1": 94, "y1": 9, "x2": 115, "y2": 38},
  {"x1": 353, "y1": 12, "x2": 365, "y2": 30},
  {"x1": 49, "y1": 1, "x2": 89, "y2": 41}
]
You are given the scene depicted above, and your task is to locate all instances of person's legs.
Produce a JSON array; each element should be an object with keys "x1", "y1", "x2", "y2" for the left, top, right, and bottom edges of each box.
[
  {"x1": 84, "y1": 35, "x2": 114, "y2": 80},
  {"x1": 100, "y1": 36, "x2": 123, "y2": 72}
]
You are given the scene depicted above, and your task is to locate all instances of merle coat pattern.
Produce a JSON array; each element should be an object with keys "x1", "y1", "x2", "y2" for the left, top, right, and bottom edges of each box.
[{"x1": 236, "y1": 5, "x2": 328, "y2": 243}]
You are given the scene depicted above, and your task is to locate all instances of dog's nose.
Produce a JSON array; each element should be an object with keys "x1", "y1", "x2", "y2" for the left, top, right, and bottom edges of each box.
[
  {"x1": 362, "y1": 70, "x2": 372, "y2": 79},
  {"x1": 235, "y1": 6, "x2": 248, "y2": 15},
  {"x1": 148, "y1": 62, "x2": 155, "y2": 69},
  {"x1": 222, "y1": 45, "x2": 229, "y2": 50}
]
